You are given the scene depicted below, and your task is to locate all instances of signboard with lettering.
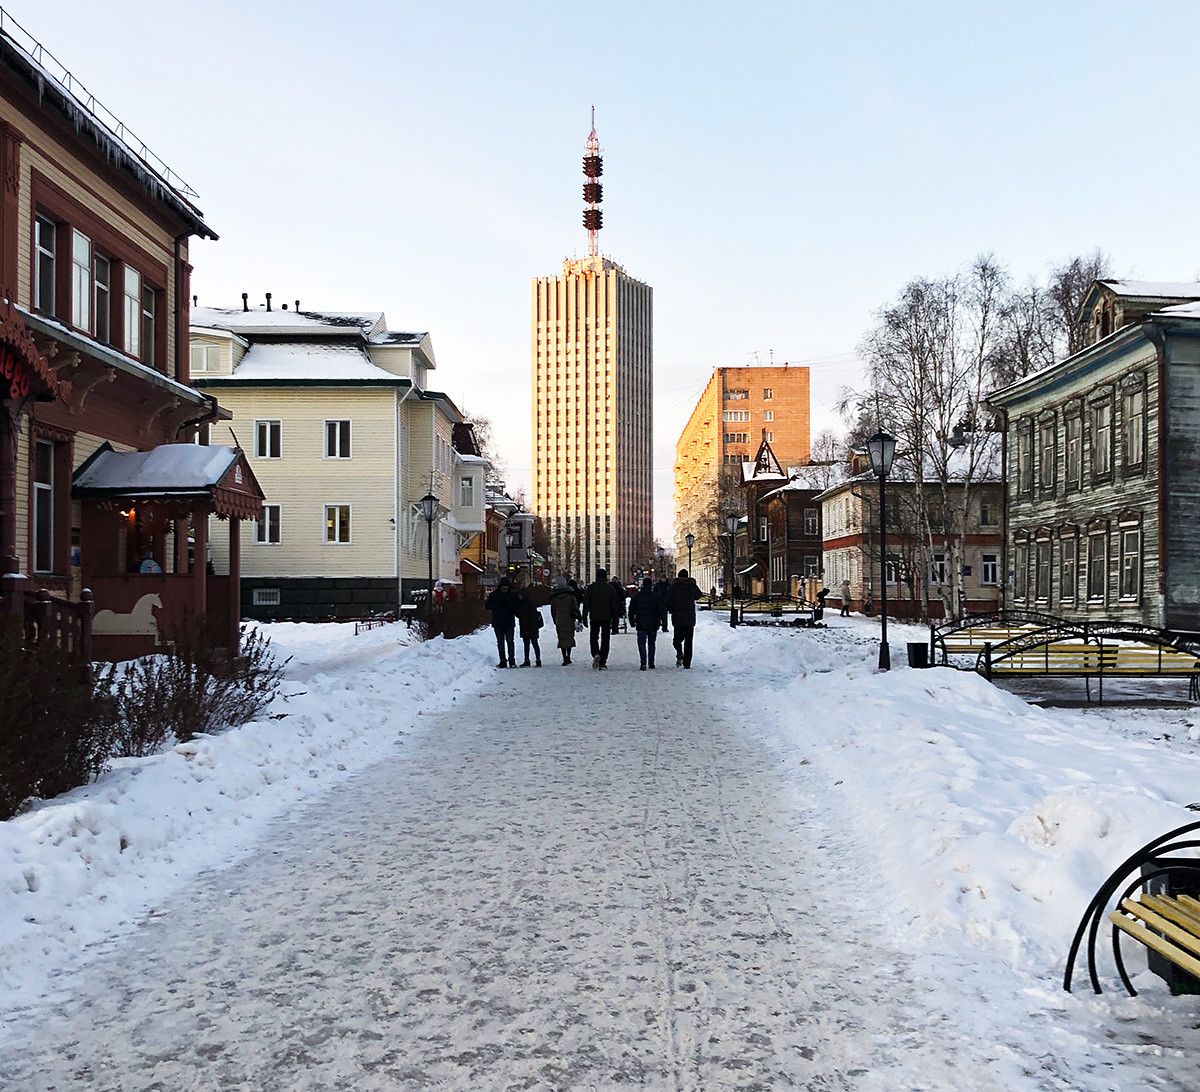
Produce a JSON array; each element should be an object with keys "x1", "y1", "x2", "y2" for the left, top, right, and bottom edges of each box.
[{"x1": 0, "y1": 346, "x2": 30, "y2": 399}]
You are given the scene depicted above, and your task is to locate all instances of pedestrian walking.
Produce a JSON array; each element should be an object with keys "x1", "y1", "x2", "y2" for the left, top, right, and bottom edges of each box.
[
  {"x1": 550, "y1": 577, "x2": 581, "y2": 665},
  {"x1": 653, "y1": 577, "x2": 671, "y2": 633},
  {"x1": 816, "y1": 586, "x2": 829, "y2": 621},
  {"x1": 609, "y1": 575, "x2": 627, "y2": 637},
  {"x1": 840, "y1": 578, "x2": 852, "y2": 616},
  {"x1": 665, "y1": 568, "x2": 704, "y2": 668},
  {"x1": 516, "y1": 587, "x2": 544, "y2": 667},
  {"x1": 581, "y1": 568, "x2": 623, "y2": 669},
  {"x1": 484, "y1": 577, "x2": 519, "y2": 668},
  {"x1": 628, "y1": 577, "x2": 667, "y2": 670}
]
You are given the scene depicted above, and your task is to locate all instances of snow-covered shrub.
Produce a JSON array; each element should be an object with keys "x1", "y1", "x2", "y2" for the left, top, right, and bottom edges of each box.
[
  {"x1": 0, "y1": 617, "x2": 117, "y2": 819},
  {"x1": 105, "y1": 615, "x2": 287, "y2": 755}
]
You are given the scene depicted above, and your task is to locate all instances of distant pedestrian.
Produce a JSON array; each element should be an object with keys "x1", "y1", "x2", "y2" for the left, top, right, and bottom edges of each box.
[
  {"x1": 609, "y1": 575, "x2": 627, "y2": 636},
  {"x1": 654, "y1": 577, "x2": 671, "y2": 632},
  {"x1": 581, "y1": 568, "x2": 623, "y2": 669},
  {"x1": 484, "y1": 577, "x2": 519, "y2": 668},
  {"x1": 840, "y1": 578, "x2": 852, "y2": 616},
  {"x1": 816, "y1": 586, "x2": 829, "y2": 621},
  {"x1": 550, "y1": 577, "x2": 581, "y2": 665},
  {"x1": 516, "y1": 587, "x2": 544, "y2": 667},
  {"x1": 628, "y1": 577, "x2": 667, "y2": 670},
  {"x1": 666, "y1": 568, "x2": 704, "y2": 668}
]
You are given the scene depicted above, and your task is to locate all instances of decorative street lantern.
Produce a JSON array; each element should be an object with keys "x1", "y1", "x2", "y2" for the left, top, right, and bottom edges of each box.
[
  {"x1": 724, "y1": 512, "x2": 739, "y2": 627},
  {"x1": 865, "y1": 432, "x2": 896, "y2": 671}
]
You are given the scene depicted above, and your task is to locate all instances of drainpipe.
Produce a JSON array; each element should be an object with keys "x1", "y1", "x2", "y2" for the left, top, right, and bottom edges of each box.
[{"x1": 1142, "y1": 322, "x2": 1167, "y2": 614}]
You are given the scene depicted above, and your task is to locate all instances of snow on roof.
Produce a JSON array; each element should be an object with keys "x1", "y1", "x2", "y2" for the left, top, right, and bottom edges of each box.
[
  {"x1": 192, "y1": 306, "x2": 385, "y2": 337},
  {"x1": 1156, "y1": 299, "x2": 1200, "y2": 320},
  {"x1": 370, "y1": 330, "x2": 427, "y2": 347},
  {"x1": 223, "y1": 342, "x2": 403, "y2": 383},
  {"x1": 73, "y1": 444, "x2": 238, "y2": 493},
  {"x1": 1099, "y1": 280, "x2": 1200, "y2": 299}
]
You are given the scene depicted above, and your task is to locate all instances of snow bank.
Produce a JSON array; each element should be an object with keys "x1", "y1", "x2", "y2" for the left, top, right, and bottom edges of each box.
[{"x1": 0, "y1": 622, "x2": 493, "y2": 1007}]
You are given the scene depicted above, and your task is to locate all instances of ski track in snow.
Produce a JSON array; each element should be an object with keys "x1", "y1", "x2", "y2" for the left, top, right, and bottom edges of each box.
[{"x1": 1, "y1": 617, "x2": 1199, "y2": 1089}]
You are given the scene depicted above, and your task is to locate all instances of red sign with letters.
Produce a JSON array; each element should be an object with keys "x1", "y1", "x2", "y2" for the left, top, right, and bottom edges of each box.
[{"x1": 0, "y1": 346, "x2": 29, "y2": 399}]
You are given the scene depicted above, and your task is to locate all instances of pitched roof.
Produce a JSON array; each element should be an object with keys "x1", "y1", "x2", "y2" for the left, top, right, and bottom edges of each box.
[{"x1": 214, "y1": 342, "x2": 405, "y2": 383}]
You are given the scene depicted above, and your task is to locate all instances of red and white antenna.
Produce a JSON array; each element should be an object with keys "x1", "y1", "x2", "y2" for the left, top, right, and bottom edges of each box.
[{"x1": 582, "y1": 106, "x2": 603, "y2": 258}]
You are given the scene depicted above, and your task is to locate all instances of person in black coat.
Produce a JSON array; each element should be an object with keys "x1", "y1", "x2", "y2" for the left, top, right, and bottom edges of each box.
[
  {"x1": 516, "y1": 587, "x2": 544, "y2": 667},
  {"x1": 609, "y1": 574, "x2": 627, "y2": 636},
  {"x1": 653, "y1": 577, "x2": 671, "y2": 633},
  {"x1": 581, "y1": 568, "x2": 623, "y2": 669},
  {"x1": 665, "y1": 568, "x2": 704, "y2": 668},
  {"x1": 628, "y1": 577, "x2": 668, "y2": 670},
  {"x1": 484, "y1": 577, "x2": 519, "y2": 668}
]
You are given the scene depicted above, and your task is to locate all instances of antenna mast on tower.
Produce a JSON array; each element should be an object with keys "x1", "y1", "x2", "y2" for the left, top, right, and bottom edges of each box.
[{"x1": 582, "y1": 107, "x2": 603, "y2": 259}]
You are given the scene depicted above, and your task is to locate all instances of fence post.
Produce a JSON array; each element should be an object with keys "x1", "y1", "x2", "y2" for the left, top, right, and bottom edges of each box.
[
  {"x1": 79, "y1": 588, "x2": 94, "y2": 669},
  {"x1": 984, "y1": 641, "x2": 992, "y2": 681},
  {"x1": 35, "y1": 587, "x2": 51, "y2": 646}
]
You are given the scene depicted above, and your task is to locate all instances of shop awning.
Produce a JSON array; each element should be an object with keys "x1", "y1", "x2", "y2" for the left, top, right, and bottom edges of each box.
[
  {"x1": 460, "y1": 558, "x2": 484, "y2": 574},
  {"x1": 72, "y1": 442, "x2": 263, "y2": 519}
]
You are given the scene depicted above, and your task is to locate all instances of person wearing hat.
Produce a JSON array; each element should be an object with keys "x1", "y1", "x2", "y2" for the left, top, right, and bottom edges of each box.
[
  {"x1": 581, "y1": 567, "x2": 623, "y2": 670},
  {"x1": 550, "y1": 576, "x2": 581, "y2": 665},
  {"x1": 484, "y1": 576, "x2": 519, "y2": 668},
  {"x1": 628, "y1": 577, "x2": 667, "y2": 670},
  {"x1": 665, "y1": 568, "x2": 704, "y2": 668}
]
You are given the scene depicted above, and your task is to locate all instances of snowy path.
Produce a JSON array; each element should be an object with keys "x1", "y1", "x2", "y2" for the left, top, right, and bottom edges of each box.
[{"x1": 3, "y1": 633, "x2": 1007, "y2": 1091}]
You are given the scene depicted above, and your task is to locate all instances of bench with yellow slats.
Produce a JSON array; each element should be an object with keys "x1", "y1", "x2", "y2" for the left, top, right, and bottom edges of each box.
[{"x1": 1109, "y1": 892, "x2": 1200, "y2": 985}]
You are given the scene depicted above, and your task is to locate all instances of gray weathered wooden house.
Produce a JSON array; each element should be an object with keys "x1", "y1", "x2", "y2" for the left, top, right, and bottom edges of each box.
[{"x1": 988, "y1": 286, "x2": 1200, "y2": 633}]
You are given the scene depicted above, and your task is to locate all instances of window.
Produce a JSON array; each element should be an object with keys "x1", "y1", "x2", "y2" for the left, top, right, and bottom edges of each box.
[
  {"x1": 929, "y1": 552, "x2": 947, "y2": 585},
  {"x1": 1087, "y1": 531, "x2": 1106, "y2": 601},
  {"x1": 981, "y1": 553, "x2": 999, "y2": 586},
  {"x1": 254, "y1": 419, "x2": 281, "y2": 459},
  {"x1": 71, "y1": 230, "x2": 91, "y2": 331},
  {"x1": 1016, "y1": 422, "x2": 1032, "y2": 494},
  {"x1": 123, "y1": 266, "x2": 141, "y2": 357},
  {"x1": 255, "y1": 505, "x2": 281, "y2": 545},
  {"x1": 763, "y1": 388, "x2": 773, "y2": 399},
  {"x1": 764, "y1": 431, "x2": 774, "y2": 443},
  {"x1": 722, "y1": 410, "x2": 750, "y2": 422},
  {"x1": 1039, "y1": 418, "x2": 1056, "y2": 491},
  {"x1": 725, "y1": 389, "x2": 749, "y2": 400},
  {"x1": 1092, "y1": 399, "x2": 1112, "y2": 478},
  {"x1": 252, "y1": 588, "x2": 281, "y2": 607},
  {"x1": 763, "y1": 410, "x2": 774, "y2": 422},
  {"x1": 33, "y1": 440, "x2": 54, "y2": 573},
  {"x1": 1060, "y1": 535, "x2": 1076, "y2": 603},
  {"x1": 460, "y1": 476, "x2": 474, "y2": 507},
  {"x1": 885, "y1": 554, "x2": 901, "y2": 583},
  {"x1": 325, "y1": 419, "x2": 351, "y2": 459},
  {"x1": 35, "y1": 216, "x2": 56, "y2": 316},
  {"x1": 1120, "y1": 526, "x2": 1140, "y2": 599},
  {"x1": 94, "y1": 255, "x2": 110, "y2": 344},
  {"x1": 1123, "y1": 383, "x2": 1145, "y2": 468},
  {"x1": 325, "y1": 505, "x2": 351, "y2": 544},
  {"x1": 1065, "y1": 413, "x2": 1082, "y2": 489},
  {"x1": 979, "y1": 500, "x2": 998, "y2": 527},
  {"x1": 759, "y1": 517, "x2": 768, "y2": 542},
  {"x1": 724, "y1": 433, "x2": 748, "y2": 444},
  {"x1": 190, "y1": 344, "x2": 220, "y2": 373},
  {"x1": 1014, "y1": 542, "x2": 1028, "y2": 599},
  {"x1": 803, "y1": 507, "x2": 818, "y2": 536},
  {"x1": 141, "y1": 284, "x2": 156, "y2": 368},
  {"x1": 1035, "y1": 539, "x2": 1051, "y2": 600},
  {"x1": 804, "y1": 555, "x2": 819, "y2": 577}
]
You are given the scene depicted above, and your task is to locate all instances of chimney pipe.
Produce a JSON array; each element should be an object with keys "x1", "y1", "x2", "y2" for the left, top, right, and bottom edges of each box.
[
  {"x1": 295, "y1": 300, "x2": 300, "y2": 313},
  {"x1": 281, "y1": 303, "x2": 288, "y2": 310},
  {"x1": 242, "y1": 292, "x2": 249, "y2": 312},
  {"x1": 192, "y1": 294, "x2": 198, "y2": 308},
  {"x1": 265, "y1": 292, "x2": 272, "y2": 312}
]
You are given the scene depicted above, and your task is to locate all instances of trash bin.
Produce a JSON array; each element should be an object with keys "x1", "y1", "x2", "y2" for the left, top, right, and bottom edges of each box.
[{"x1": 907, "y1": 642, "x2": 929, "y2": 669}]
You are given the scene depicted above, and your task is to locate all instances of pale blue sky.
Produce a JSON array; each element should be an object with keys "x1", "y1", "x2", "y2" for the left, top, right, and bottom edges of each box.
[{"x1": 17, "y1": 1, "x2": 1200, "y2": 539}]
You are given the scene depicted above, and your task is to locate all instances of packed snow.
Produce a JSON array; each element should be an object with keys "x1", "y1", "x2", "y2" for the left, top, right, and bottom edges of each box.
[{"x1": 2, "y1": 613, "x2": 1199, "y2": 1088}]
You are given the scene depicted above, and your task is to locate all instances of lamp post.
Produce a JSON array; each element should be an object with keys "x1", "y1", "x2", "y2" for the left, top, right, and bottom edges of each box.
[
  {"x1": 866, "y1": 432, "x2": 896, "y2": 671},
  {"x1": 685, "y1": 532, "x2": 694, "y2": 576},
  {"x1": 724, "y1": 512, "x2": 739, "y2": 627},
  {"x1": 505, "y1": 526, "x2": 520, "y2": 582},
  {"x1": 418, "y1": 492, "x2": 439, "y2": 615}
]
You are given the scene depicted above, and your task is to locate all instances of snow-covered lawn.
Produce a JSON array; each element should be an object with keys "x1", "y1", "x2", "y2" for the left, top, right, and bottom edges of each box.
[{"x1": 2, "y1": 613, "x2": 1199, "y2": 1086}]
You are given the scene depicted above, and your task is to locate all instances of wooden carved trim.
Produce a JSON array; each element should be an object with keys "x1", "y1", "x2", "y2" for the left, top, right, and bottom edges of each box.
[
  {"x1": 0, "y1": 121, "x2": 20, "y2": 198},
  {"x1": 0, "y1": 299, "x2": 67, "y2": 403},
  {"x1": 68, "y1": 366, "x2": 115, "y2": 413}
]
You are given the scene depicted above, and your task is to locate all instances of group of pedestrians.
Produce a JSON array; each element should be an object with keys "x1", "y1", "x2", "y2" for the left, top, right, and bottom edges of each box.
[{"x1": 485, "y1": 568, "x2": 705, "y2": 671}]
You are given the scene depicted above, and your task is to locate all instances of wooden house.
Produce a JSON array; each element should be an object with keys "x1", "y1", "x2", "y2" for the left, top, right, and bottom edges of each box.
[
  {"x1": 988, "y1": 293, "x2": 1200, "y2": 632},
  {"x1": 0, "y1": 16, "x2": 256, "y2": 660}
]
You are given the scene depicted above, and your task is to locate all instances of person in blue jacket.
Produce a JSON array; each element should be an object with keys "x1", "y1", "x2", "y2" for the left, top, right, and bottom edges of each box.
[{"x1": 484, "y1": 577, "x2": 519, "y2": 668}]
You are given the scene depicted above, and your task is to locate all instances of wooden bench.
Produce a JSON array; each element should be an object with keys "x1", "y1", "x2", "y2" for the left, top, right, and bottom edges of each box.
[
  {"x1": 1109, "y1": 893, "x2": 1200, "y2": 989},
  {"x1": 1104, "y1": 646, "x2": 1200, "y2": 678},
  {"x1": 985, "y1": 641, "x2": 1113, "y2": 675}
]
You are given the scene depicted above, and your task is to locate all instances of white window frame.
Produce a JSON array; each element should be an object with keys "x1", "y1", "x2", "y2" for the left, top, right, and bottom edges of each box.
[
  {"x1": 324, "y1": 419, "x2": 351, "y2": 459},
  {"x1": 459, "y1": 475, "x2": 474, "y2": 508},
  {"x1": 252, "y1": 587, "x2": 281, "y2": 607},
  {"x1": 254, "y1": 419, "x2": 282, "y2": 459},
  {"x1": 763, "y1": 410, "x2": 774, "y2": 422},
  {"x1": 35, "y1": 215, "x2": 56, "y2": 316},
  {"x1": 190, "y1": 344, "x2": 220, "y2": 374},
  {"x1": 1119, "y1": 525, "x2": 1141, "y2": 600},
  {"x1": 929, "y1": 552, "x2": 947, "y2": 585},
  {"x1": 255, "y1": 504, "x2": 281, "y2": 545},
  {"x1": 94, "y1": 254, "x2": 110, "y2": 344},
  {"x1": 325, "y1": 504, "x2": 351, "y2": 544},
  {"x1": 123, "y1": 265, "x2": 141, "y2": 357},
  {"x1": 981, "y1": 552, "x2": 999, "y2": 586},
  {"x1": 763, "y1": 388, "x2": 773, "y2": 400},
  {"x1": 71, "y1": 230, "x2": 91, "y2": 332},
  {"x1": 141, "y1": 284, "x2": 156, "y2": 367},
  {"x1": 33, "y1": 439, "x2": 54, "y2": 574}
]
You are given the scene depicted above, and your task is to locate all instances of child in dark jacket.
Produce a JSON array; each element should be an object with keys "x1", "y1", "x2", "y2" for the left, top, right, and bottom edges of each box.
[{"x1": 516, "y1": 588, "x2": 544, "y2": 667}]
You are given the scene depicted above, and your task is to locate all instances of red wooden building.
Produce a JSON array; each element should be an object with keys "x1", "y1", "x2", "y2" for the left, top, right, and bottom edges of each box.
[{"x1": 0, "y1": 16, "x2": 257, "y2": 659}]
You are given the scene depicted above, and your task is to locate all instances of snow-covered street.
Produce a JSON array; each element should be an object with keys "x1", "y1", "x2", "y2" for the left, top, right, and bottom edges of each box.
[{"x1": 4, "y1": 616, "x2": 1200, "y2": 1089}]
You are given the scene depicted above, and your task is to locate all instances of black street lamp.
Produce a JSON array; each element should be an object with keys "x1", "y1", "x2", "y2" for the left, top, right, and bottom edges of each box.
[
  {"x1": 724, "y1": 512, "x2": 739, "y2": 627},
  {"x1": 419, "y1": 492, "x2": 439, "y2": 615},
  {"x1": 685, "y1": 532, "x2": 694, "y2": 576},
  {"x1": 866, "y1": 432, "x2": 896, "y2": 671}
]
